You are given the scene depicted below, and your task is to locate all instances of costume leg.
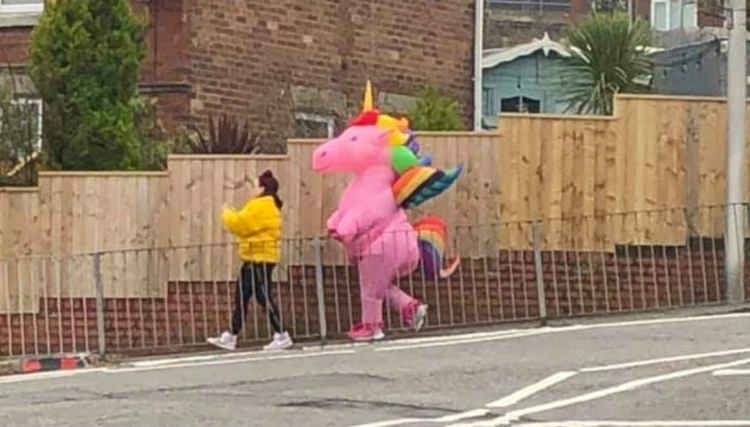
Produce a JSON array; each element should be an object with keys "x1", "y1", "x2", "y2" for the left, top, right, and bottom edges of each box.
[{"x1": 357, "y1": 254, "x2": 390, "y2": 327}]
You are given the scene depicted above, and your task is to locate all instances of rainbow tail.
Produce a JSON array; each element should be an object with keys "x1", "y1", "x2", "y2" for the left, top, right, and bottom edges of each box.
[
  {"x1": 392, "y1": 164, "x2": 463, "y2": 210},
  {"x1": 413, "y1": 215, "x2": 460, "y2": 280}
]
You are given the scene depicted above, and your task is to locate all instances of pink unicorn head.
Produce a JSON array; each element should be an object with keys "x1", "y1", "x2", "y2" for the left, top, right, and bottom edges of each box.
[{"x1": 312, "y1": 111, "x2": 393, "y2": 175}]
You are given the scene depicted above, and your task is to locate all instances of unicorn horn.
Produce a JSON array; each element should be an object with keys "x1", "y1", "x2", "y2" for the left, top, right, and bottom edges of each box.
[{"x1": 363, "y1": 80, "x2": 374, "y2": 111}]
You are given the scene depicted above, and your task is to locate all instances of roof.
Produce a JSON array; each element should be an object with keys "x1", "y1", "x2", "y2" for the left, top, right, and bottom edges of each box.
[
  {"x1": 482, "y1": 33, "x2": 571, "y2": 69},
  {"x1": 483, "y1": 33, "x2": 665, "y2": 69}
]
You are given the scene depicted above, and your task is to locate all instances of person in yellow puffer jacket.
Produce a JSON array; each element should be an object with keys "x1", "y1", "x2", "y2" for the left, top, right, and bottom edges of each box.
[{"x1": 207, "y1": 170, "x2": 292, "y2": 351}]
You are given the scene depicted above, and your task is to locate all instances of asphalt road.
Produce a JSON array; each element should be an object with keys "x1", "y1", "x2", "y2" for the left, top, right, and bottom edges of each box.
[{"x1": 1, "y1": 308, "x2": 749, "y2": 427}]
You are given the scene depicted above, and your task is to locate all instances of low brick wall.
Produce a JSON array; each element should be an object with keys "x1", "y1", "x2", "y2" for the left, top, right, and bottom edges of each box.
[{"x1": 1, "y1": 242, "x2": 745, "y2": 357}]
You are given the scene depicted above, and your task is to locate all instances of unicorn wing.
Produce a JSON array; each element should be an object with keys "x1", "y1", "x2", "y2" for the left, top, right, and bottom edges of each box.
[{"x1": 392, "y1": 164, "x2": 463, "y2": 210}]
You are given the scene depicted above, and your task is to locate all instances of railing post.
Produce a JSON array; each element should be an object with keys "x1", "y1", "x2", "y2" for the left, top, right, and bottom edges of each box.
[
  {"x1": 725, "y1": 203, "x2": 747, "y2": 304},
  {"x1": 93, "y1": 253, "x2": 106, "y2": 357},
  {"x1": 312, "y1": 237, "x2": 328, "y2": 345},
  {"x1": 532, "y1": 220, "x2": 548, "y2": 326}
]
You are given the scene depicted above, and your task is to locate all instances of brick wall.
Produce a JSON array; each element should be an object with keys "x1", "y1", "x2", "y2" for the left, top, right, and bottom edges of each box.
[
  {"x1": 484, "y1": 16, "x2": 568, "y2": 49},
  {"x1": 0, "y1": 27, "x2": 33, "y2": 64},
  {"x1": 698, "y1": 9, "x2": 725, "y2": 28},
  {"x1": 635, "y1": 0, "x2": 650, "y2": 24},
  {"x1": 2, "y1": 242, "x2": 744, "y2": 357},
  {"x1": 185, "y1": 0, "x2": 476, "y2": 146}
]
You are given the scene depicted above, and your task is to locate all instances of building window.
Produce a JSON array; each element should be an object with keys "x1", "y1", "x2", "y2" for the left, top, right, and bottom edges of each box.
[
  {"x1": 501, "y1": 96, "x2": 541, "y2": 113},
  {"x1": 294, "y1": 113, "x2": 334, "y2": 139},
  {"x1": 651, "y1": 0, "x2": 697, "y2": 31},
  {"x1": 0, "y1": 0, "x2": 44, "y2": 13},
  {"x1": 488, "y1": 0, "x2": 571, "y2": 12}
]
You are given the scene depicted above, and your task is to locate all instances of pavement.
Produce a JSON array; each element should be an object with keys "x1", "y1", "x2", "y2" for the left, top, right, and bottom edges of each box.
[{"x1": 1, "y1": 307, "x2": 749, "y2": 427}]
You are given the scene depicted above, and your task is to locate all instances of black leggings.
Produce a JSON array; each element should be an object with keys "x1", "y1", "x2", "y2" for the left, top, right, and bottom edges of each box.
[{"x1": 231, "y1": 262, "x2": 283, "y2": 335}]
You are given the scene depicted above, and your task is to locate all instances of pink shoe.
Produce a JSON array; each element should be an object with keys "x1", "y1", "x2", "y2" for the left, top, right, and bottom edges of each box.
[
  {"x1": 403, "y1": 301, "x2": 428, "y2": 332},
  {"x1": 347, "y1": 323, "x2": 385, "y2": 341}
]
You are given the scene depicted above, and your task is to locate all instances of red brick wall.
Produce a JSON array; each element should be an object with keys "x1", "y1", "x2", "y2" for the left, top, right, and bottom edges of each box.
[
  {"x1": 0, "y1": 27, "x2": 33, "y2": 64},
  {"x1": 634, "y1": 0, "x2": 650, "y2": 23},
  {"x1": 570, "y1": 0, "x2": 591, "y2": 20},
  {"x1": 185, "y1": 0, "x2": 476, "y2": 144},
  {"x1": 1, "y1": 242, "x2": 744, "y2": 357},
  {"x1": 134, "y1": 0, "x2": 189, "y2": 83},
  {"x1": 698, "y1": 9, "x2": 725, "y2": 28}
]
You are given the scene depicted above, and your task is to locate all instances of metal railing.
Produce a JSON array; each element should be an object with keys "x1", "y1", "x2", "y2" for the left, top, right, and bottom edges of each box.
[{"x1": 0, "y1": 205, "x2": 747, "y2": 358}]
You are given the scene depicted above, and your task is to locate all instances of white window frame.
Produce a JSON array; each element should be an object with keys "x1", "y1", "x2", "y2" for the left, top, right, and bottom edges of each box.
[
  {"x1": 0, "y1": 0, "x2": 44, "y2": 14},
  {"x1": 651, "y1": 0, "x2": 698, "y2": 31},
  {"x1": 10, "y1": 97, "x2": 42, "y2": 153},
  {"x1": 294, "y1": 112, "x2": 334, "y2": 139}
]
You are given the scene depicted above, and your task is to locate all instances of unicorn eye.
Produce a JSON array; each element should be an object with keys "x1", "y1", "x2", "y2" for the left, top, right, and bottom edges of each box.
[{"x1": 350, "y1": 136, "x2": 358, "y2": 142}]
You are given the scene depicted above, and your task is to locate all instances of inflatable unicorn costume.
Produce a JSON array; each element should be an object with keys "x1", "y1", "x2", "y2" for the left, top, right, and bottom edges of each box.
[{"x1": 312, "y1": 82, "x2": 462, "y2": 341}]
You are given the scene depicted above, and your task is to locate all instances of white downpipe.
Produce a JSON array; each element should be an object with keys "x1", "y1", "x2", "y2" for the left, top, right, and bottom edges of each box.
[{"x1": 474, "y1": 0, "x2": 484, "y2": 131}]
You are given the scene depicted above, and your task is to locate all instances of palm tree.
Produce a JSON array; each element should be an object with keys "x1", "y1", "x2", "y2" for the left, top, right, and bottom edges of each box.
[{"x1": 560, "y1": 11, "x2": 653, "y2": 115}]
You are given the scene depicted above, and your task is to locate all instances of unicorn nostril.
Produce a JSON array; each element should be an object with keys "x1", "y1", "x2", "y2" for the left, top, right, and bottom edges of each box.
[{"x1": 320, "y1": 152, "x2": 327, "y2": 158}]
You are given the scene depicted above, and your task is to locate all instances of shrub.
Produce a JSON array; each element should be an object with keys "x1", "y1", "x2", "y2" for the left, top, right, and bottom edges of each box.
[
  {"x1": 182, "y1": 114, "x2": 262, "y2": 154},
  {"x1": 407, "y1": 85, "x2": 465, "y2": 131},
  {"x1": 29, "y1": 0, "x2": 147, "y2": 170},
  {"x1": 560, "y1": 11, "x2": 653, "y2": 115},
  {"x1": 0, "y1": 71, "x2": 42, "y2": 186}
]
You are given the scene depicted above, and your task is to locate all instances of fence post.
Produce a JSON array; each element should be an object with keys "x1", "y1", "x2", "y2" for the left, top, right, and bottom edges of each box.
[
  {"x1": 93, "y1": 253, "x2": 106, "y2": 357},
  {"x1": 532, "y1": 221, "x2": 548, "y2": 326},
  {"x1": 312, "y1": 237, "x2": 328, "y2": 345}
]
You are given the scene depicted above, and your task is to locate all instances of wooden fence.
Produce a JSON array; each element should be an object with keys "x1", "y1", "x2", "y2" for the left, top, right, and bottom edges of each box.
[
  {"x1": 1, "y1": 94, "x2": 749, "y2": 304},
  {"x1": 497, "y1": 94, "x2": 750, "y2": 249}
]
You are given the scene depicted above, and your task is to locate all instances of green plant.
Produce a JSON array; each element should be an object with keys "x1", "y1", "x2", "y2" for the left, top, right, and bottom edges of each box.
[
  {"x1": 0, "y1": 70, "x2": 42, "y2": 186},
  {"x1": 28, "y1": 0, "x2": 146, "y2": 170},
  {"x1": 184, "y1": 114, "x2": 262, "y2": 154},
  {"x1": 560, "y1": 11, "x2": 653, "y2": 115},
  {"x1": 407, "y1": 85, "x2": 465, "y2": 131},
  {"x1": 132, "y1": 96, "x2": 172, "y2": 170}
]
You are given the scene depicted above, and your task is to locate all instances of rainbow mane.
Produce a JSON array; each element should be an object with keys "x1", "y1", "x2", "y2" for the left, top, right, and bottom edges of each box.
[{"x1": 354, "y1": 83, "x2": 463, "y2": 210}]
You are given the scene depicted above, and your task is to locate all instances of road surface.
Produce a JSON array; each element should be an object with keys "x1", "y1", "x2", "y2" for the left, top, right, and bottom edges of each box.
[{"x1": 1, "y1": 308, "x2": 749, "y2": 427}]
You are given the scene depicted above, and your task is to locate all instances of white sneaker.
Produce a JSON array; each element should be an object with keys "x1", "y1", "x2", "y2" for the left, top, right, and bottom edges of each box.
[
  {"x1": 413, "y1": 304, "x2": 428, "y2": 332},
  {"x1": 207, "y1": 331, "x2": 237, "y2": 351},
  {"x1": 263, "y1": 332, "x2": 293, "y2": 351},
  {"x1": 373, "y1": 328, "x2": 385, "y2": 341}
]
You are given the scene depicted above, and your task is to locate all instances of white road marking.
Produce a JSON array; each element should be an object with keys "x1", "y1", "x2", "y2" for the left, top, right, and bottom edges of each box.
[
  {"x1": 349, "y1": 409, "x2": 490, "y2": 427},
  {"x1": 486, "y1": 371, "x2": 578, "y2": 408},
  {"x1": 436, "y1": 409, "x2": 490, "y2": 422},
  {"x1": 511, "y1": 421, "x2": 750, "y2": 426},
  {"x1": 303, "y1": 329, "x2": 527, "y2": 352},
  {"x1": 376, "y1": 312, "x2": 750, "y2": 352},
  {"x1": 378, "y1": 330, "x2": 525, "y2": 346},
  {"x1": 714, "y1": 369, "x2": 750, "y2": 376},
  {"x1": 349, "y1": 419, "x2": 425, "y2": 427},
  {"x1": 303, "y1": 342, "x2": 372, "y2": 351},
  {"x1": 132, "y1": 353, "x2": 236, "y2": 367},
  {"x1": 463, "y1": 357, "x2": 750, "y2": 426},
  {"x1": 376, "y1": 330, "x2": 549, "y2": 352},
  {"x1": 123, "y1": 311, "x2": 749, "y2": 367},
  {"x1": 581, "y1": 348, "x2": 750, "y2": 372},
  {"x1": 104, "y1": 350, "x2": 356, "y2": 374}
]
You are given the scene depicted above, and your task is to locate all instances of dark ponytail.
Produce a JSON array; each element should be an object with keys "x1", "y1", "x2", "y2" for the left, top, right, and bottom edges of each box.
[{"x1": 258, "y1": 170, "x2": 283, "y2": 209}]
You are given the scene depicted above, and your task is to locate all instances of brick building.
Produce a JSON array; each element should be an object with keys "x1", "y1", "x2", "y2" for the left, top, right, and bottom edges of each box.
[
  {"x1": 0, "y1": 0, "x2": 477, "y2": 152},
  {"x1": 484, "y1": 0, "x2": 726, "y2": 50}
]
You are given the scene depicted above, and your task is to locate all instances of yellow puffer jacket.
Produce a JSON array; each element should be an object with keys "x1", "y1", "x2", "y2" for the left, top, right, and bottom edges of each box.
[{"x1": 221, "y1": 196, "x2": 282, "y2": 263}]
